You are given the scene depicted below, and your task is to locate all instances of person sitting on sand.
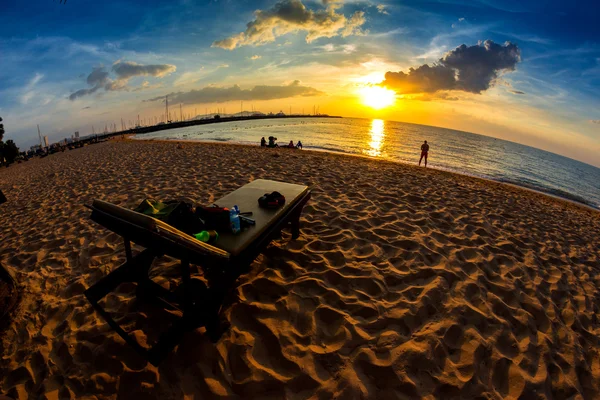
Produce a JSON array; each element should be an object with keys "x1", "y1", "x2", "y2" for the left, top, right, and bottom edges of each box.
[
  {"x1": 260, "y1": 137, "x2": 266, "y2": 147},
  {"x1": 419, "y1": 140, "x2": 429, "y2": 167},
  {"x1": 288, "y1": 140, "x2": 295, "y2": 148},
  {"x1": 296, "y1": 140, "x2": 303, "y2": 149},
  {"x1": 268, "y1": 136, "x2": 278, "y2": 148}
]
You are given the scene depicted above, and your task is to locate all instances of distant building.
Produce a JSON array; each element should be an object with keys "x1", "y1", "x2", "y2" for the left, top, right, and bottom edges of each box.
[{"x1": 74, "y1": 131, "x2": 79, "y2": 139}]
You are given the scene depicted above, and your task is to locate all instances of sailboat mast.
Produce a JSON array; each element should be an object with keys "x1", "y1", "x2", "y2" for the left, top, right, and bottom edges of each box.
[
  {"x1": 37, "y1": 124, "x2": 43, "y2": 148},
  {"x1": 165, "y1": 95, "x2": 169, "y2": 123}
]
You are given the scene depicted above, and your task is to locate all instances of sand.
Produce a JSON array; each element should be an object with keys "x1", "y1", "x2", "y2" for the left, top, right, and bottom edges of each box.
[{"x1": 0, "y1": 140, "x2": 599, "y2": 399}]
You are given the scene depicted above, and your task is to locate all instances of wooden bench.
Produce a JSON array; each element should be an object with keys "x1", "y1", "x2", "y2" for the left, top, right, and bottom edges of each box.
[{"x1": 84, "y1": 179, "x2": 311, "y2": 365}]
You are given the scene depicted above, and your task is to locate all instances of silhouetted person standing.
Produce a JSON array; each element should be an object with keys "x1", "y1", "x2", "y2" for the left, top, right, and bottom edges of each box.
[{"x1": 419, "y1": 140, "x2": 429, "y2": 167}]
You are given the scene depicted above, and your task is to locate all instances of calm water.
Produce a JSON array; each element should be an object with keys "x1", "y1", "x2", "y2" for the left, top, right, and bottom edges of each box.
[{"x1": 135, "y1": 118, "x2": 600, "y2": 209}]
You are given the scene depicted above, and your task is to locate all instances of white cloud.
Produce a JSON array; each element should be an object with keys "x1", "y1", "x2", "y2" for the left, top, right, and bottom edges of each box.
[
  {"x1": 28, "y1": 73, "x2": 44, "y2": 87},
  {"x1": 376, "y1": 4, "x2": 389, "y2": 15},
  {"x1": 342, "y1": 44, "x2": 357, "y2": 53},
  {"x1": 173, "y1": 69, "x2": 205, "y2": 87},
  {"x1": 20, "y1": 73, "x2": 44, "y2": 104},
  {"x1": 415, "y1": 45, "x2": 447, "y2": 60},
  {"x1": 342, "y1": 11, "x2": 367, "y2": 37},
  {"x1": 452, "y1": 17, "x2": 468, "y2": 29},
  {"x1": 133, "y1": 81, "x2": 164, "y2": 92},
  {"x1": 212, "y1": 0, "x2": 367, "y2": 50}
]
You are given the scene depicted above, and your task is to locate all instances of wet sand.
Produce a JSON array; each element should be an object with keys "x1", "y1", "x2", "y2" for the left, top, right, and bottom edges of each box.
[{"x1": 0, "y1": 140, "x2": 599, "y2": 399}]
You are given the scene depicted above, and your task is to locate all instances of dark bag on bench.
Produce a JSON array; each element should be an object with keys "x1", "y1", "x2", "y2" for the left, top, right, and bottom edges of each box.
[
  {"x1": 195, "y1": 206, "x2": 231, "y2": 231},
  {"x1": 134, "y1": 198, "x2": 204, "y2": 235}
]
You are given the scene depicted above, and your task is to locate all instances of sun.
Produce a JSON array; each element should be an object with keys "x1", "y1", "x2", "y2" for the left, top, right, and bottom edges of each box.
[{"x1": 359, "y1": 86, "x2": 396, "y2": 110}]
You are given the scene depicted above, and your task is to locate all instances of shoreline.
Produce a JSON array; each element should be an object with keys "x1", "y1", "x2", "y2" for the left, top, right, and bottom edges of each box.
[{"x1": 133, "y1": 136, "x2": 600, "y2": 213}]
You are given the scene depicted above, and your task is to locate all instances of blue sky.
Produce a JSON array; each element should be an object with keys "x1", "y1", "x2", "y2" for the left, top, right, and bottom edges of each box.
[{"x1": 1, "y1": 0, "x2": 599, "y2": 166}]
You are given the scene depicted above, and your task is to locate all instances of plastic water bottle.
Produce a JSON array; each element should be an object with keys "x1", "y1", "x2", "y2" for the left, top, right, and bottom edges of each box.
[
  {"x1": 233, "y1": 205, "x2": 240, "y2": 215},
  {"x1": 194, "y1": 230, "x2": 219, "y2": 244},
  {"x1": 230, "y1": 208, "x2": 241, "y2": 234}
]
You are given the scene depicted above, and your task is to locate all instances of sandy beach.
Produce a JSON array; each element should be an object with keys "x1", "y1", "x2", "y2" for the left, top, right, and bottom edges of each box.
[{"x1": 0, "y1": 140, "x2": 599, "y2": 399}]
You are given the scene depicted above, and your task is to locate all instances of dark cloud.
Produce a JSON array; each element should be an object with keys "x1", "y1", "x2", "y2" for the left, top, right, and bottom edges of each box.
[
  {"x1": 212, "y1": 0, "x2": 365, "y2": 50},
  {"x1": 87, "y1": 67, "x2": 110, "y2": 86},
  {"x1": 69, "y1": 61, "x2": 176, "y2": 100},
  {"x1": 69, "y1": 87, "x2": 99, "y2": 100},
  {"x1": 411, "y1": 92, "x2": 460, "y2": 101},
  {"x1": 509, "y1": 89, "x2": 525, "y2": 94},
  {"x1": 382, "y1": 40, "x2": 521, "y2": 95},
  {"x1": 145, "y1": 81, "x2": 324, "y2": 104},
  {"x1": 383, "y1": 64, "x2": 456, "y2": 94},
  {"x1": 112, "y1": 61, "x2": 176, "y2": 80},
  {"x1": 69, "y1": 66, "x2": 111, "y2": 100},
  {"x1": 590, "y1": 120, "x2": 600, "y2": 124},
  {"x1": 81, "y1": 106, "x2": 92, "y2": 110}
]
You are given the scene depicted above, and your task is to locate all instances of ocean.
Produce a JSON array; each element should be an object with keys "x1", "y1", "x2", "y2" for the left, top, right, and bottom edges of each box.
[{"x1": 134, "y1": 117, "x2": 600, "y2": 209}]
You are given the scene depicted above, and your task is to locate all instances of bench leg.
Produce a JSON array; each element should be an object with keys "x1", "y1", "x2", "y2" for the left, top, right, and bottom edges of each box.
[
  {"x1": 206, "y1": 309, "x2": 223, "y2": 342},
  {"x1": 290, "y1": 193, "x2": 310, "y2": 239},
  {"x1": 290, "y1": 208, "x2": 303, "y2": 239},
  {"x1": 124, "y1": 238, "x2": 133, "y2": 261},
  {"x1": 85, "y1": 249, "x2": 156, "y2": 303}
]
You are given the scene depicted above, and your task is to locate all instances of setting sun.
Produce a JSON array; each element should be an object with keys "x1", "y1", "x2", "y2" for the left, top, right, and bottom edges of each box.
[{"x1": 359, "y1": 86, "x2": 396, "y2": 110}]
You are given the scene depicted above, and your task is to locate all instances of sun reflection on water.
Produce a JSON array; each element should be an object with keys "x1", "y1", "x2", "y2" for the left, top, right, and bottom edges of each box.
[{"x1": 365, "y1": 119, "x2": 385, "y2": 157}]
